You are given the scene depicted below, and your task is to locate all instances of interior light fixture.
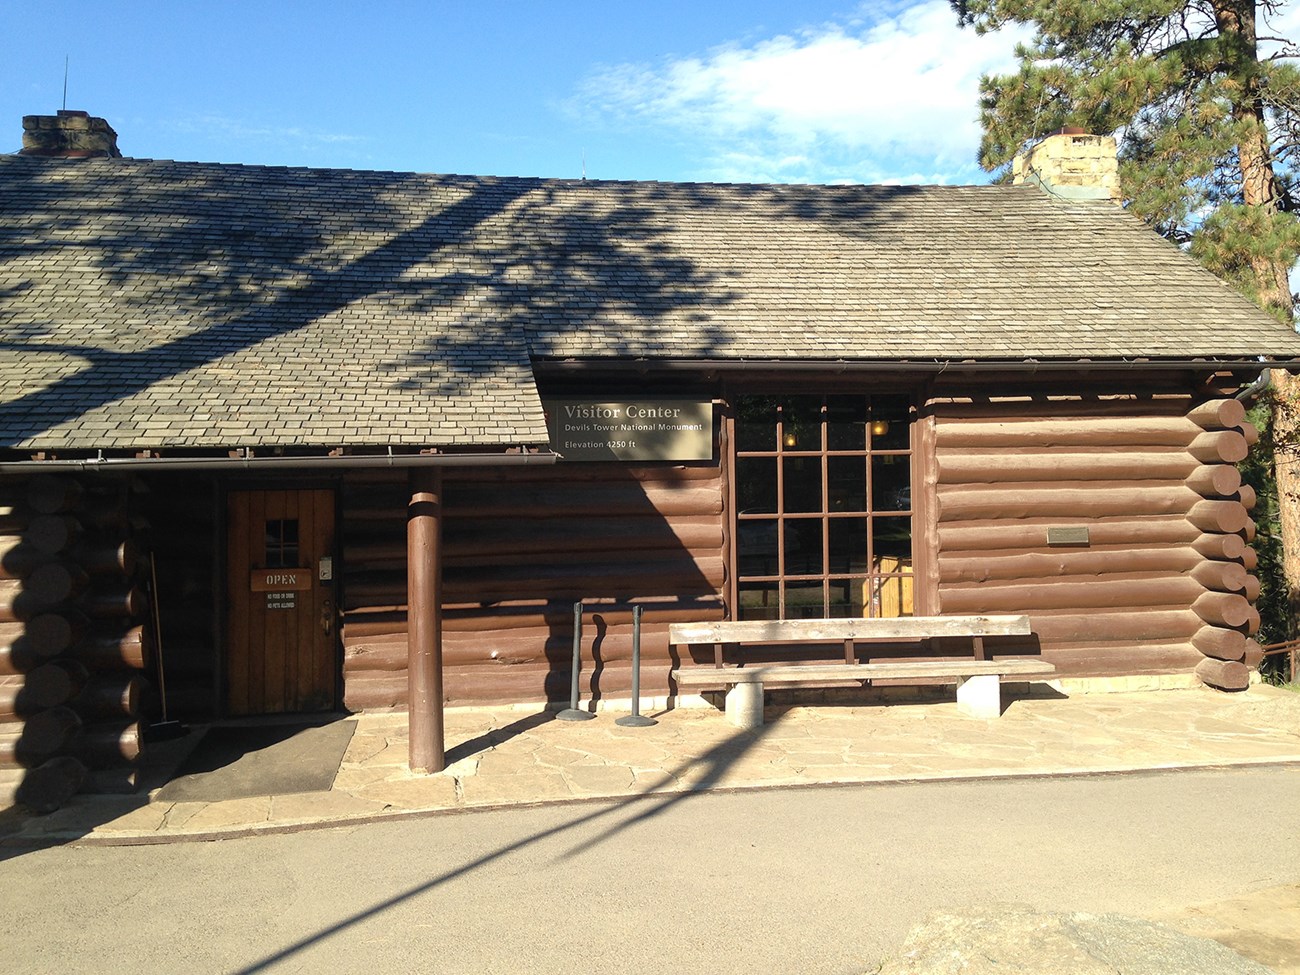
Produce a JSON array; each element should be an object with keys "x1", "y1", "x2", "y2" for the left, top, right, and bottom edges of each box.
[{"x1": 870, "y1": 419, "x2": 890, "y2": 437}]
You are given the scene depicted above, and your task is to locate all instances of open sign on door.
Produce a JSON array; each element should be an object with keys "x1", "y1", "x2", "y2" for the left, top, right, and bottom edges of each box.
[{"x1": 249, "y1": 568, "x2": 312, "y2": 592}]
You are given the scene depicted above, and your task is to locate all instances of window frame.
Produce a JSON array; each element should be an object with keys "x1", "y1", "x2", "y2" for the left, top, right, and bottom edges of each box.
[{"x1": 723, "y1": 386, "x2": 931, "y2": 621}]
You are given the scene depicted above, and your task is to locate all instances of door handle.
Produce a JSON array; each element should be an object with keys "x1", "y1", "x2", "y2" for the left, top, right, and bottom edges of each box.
[{"x1": 320, "y1": 598, "x2": 333, "y2": 637}]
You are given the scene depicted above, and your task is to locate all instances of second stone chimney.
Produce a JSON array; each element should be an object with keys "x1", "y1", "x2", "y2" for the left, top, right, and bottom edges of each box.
[
  {"x1": 1012, "y1": 129, "x2": 1120, "y2": 202},
  {"x1": 21, "y1": 110, "x2": 121, "y2": 158}
]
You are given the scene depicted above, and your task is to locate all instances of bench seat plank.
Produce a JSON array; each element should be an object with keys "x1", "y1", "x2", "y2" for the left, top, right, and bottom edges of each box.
[
  {"x1": 670, "y1": 659, "x2": 1055, "y2": 686},
  {"x1": 669, "y1": 615, "x2": 1030, "y2": 646}
]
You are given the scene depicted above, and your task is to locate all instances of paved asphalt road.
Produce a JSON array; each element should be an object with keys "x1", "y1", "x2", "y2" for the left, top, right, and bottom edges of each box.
[{"x1": 2, "y1": 766, "x2": 1297, "y2": 975}]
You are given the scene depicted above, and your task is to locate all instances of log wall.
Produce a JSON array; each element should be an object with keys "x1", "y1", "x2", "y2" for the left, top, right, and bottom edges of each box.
[
  {"x1": 929, "y1": 392, "x2": 1259, "y2": 684},
  {"x1": 0, "y1": 473, "x2": 152, "y2": 812},
  {"x1": 340, "y1": 463, "x2": 726, "y2": 709}
]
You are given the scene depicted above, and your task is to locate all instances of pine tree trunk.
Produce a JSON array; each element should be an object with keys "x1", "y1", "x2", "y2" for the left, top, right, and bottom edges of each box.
[
  {"x1": 1237, "y1": 120, "x2": 1300, "y2": 635},
  {"x1": 1217, "y1": 1, "x2": 1300, "y2": 638},
  {"x1": 1272, "y1": 371, "x2": 1300, "y2": 639}
]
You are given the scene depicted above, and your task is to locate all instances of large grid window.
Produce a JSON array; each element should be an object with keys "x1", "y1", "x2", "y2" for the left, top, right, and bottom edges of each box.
[{"x1": 734, "y1": 394, "x2": 913, "y2": 620}]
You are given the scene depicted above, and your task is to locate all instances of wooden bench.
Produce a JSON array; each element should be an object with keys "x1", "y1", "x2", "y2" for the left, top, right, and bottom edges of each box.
[{"x1": 669, "y1": 616, "x2": 1053, "y2": 728}]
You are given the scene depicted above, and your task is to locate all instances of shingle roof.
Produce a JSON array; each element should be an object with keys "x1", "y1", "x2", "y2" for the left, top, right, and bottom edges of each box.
[{"x1": 2, "y1": 155, "x2": 1298, "y2": 452}]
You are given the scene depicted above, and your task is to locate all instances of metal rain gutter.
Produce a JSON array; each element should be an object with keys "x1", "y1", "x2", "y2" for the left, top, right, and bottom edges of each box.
[
  {"x1": 534, "y1": 356, "x2": 1300, "y2": 375},
  {"x1": 0, "y1": 449, "x2": 558, "y2": 475}
]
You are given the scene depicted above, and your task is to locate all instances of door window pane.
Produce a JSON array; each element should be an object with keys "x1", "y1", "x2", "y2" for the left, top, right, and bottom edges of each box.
[
  {"x1": 736, "y1": 397, "x2": 779, "y2": 451},
  {"x1": 827, "y1": 396, "x2": 868, "y2": 450},
  {"x1": 828, "y1": 577, "x2": 867, "y2": 617},
  {"x1": 783, "y1": 519, "x2": 824, "y2": 576},
  {"x1": 783, "y1": 579, "x2": 826, "y2": 618},
  {"x1": 869, "y1": 395, "x2": 912, "y2": 451},
  {"x1": 265, "y1": 519, "x2": 300, "y2": 568},
  {"x1": 782, "y1": 456, "x2": 822, "y2": 513},
  {"x1": 828, "y1": 455, "x2": 866, "y2": 512},
  {"x1": 736, "y1": 457, "x2": 778, "y2": 513},
  {"x1": 737, "y1": 519, "x2": 780, "y2": 576},
  {"x1": 780, "y1": 396, "x2": 823, "y2": 451},
  {"x1": 738, "y1": 580, "x2": 781, "y2": 620},
  {"x1": 828, "y1": 518, "x2": 870, "y2": 575},
  {"x1": 868, "y1": 557, "x2": 913, "y2": 618},
  {"x1": 871, "y1": 454, "x2": 911, "y2": 512},
  {"x1": 873, "y1": 515, "x2": 912, "y2": 559}
]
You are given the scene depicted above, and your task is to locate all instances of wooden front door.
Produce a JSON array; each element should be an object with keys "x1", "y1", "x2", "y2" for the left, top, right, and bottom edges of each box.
[{"x1": 227, "y1": 489, "x2": 337, "y2": 715}]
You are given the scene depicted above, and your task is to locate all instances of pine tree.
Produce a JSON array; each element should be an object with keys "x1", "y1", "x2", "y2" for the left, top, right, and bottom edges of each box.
[{"x1": 954, "y1": 0, "x2": 1300, "y2": 642}]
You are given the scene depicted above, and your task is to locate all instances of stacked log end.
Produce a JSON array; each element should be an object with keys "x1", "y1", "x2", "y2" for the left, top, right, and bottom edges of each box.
[
  {"x1": 340, "y1": 465, "x2": 726, "y2": 709},
  {"x1": 0, "y1": 474, "x2": 151, "y2": 813},
  {"x1": 1186, "y1": 399, "x2": 1259, "y2": 692},
  {"x1": 932, "y1": 391, "x2": 1259, "y2": 686}
]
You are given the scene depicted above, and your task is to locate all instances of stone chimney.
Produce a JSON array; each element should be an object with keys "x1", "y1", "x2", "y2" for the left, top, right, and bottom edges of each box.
[
  {"x1": 1012, "y1": 128, "x2": 1119, "y2": 202},
  {"x1": 20, "y1": 110, "x2": 120, "y2": 158}
]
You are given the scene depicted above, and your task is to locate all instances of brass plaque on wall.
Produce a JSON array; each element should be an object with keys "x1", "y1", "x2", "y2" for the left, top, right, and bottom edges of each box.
[
  {"x1": 544, "y1": 399, "x2": 713, "y2": 462},
  {"x1": 1047, "y1": 526, "x2": 1091, "y2": 546}
]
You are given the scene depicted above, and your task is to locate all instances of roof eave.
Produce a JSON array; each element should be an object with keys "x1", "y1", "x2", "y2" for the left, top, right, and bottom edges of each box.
[
  {"x1": 532, "y1": 355, "x2": 1300, "y2": 375},
  {"x1": 0, "y1": 445, "x2": 557, "y2": 473}
]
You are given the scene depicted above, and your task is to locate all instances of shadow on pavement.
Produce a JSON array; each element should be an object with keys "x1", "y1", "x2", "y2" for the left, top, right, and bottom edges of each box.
[{"x1": 229, "y1": 718, "x2": 771, "y2": 975}]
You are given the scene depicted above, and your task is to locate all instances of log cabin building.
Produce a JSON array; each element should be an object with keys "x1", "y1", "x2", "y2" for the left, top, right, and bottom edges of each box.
[{"x1": 3, "y1": 111, "x2": 1300, "y2": 802}]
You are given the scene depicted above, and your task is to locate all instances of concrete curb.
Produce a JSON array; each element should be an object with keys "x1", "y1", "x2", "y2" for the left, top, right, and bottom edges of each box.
[{"x1": 7, "y1": 753, "x2": 1300, "y2": 849}]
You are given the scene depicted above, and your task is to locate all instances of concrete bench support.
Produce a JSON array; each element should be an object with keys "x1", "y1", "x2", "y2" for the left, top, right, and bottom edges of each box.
[
  {"x1": 726, "y1": 681, "x2": 765, "y2": 729},
  {"x1": 955, "y1": 673, "x2": 1002, "y2": 720}
]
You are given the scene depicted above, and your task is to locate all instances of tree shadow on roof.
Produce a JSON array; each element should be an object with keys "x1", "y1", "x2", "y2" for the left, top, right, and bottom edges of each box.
[{"x1": 0, "y1": 158, "x2": 918, "y2": 451}]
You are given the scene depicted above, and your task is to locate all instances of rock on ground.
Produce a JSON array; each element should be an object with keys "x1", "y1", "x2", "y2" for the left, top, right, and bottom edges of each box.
[{"x1": 874, "y1": 905, "x2": 1276, "y2": 975}]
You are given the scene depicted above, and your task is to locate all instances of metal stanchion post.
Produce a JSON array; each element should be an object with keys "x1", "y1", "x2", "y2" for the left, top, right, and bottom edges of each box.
[
  {"x1": 616, "y1": 605, "x2": 656, "y2": 727},
  {"x1": 557, "y1": 600, "x2": 596, "y2": 721}
]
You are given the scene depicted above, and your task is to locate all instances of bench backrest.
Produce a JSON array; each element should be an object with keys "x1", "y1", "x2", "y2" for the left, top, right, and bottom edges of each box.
[{"x1": 669, "y1": 615, "x2": 1031, "y2": 645}]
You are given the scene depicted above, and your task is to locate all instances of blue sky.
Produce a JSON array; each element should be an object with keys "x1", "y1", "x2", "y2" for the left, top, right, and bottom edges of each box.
[{"x1": 2, "y1": 0, "x2": 1045, "y2": 184}]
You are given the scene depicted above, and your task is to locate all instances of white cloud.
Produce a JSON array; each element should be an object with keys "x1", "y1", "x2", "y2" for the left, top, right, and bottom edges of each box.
[{"x1": 572, "y1": 1, "x2": 1030, "y2": 184}]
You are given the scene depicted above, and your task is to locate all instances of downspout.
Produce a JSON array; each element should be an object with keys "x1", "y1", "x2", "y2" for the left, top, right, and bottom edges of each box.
[{"x1": 1236, "y1": 369, "x2": 1272, "y2": 403}]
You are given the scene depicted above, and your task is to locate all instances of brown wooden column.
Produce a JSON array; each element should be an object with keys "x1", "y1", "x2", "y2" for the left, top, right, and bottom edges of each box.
[{"x1": 406, "y1": 468, "x2": 444, "y2": 773}]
